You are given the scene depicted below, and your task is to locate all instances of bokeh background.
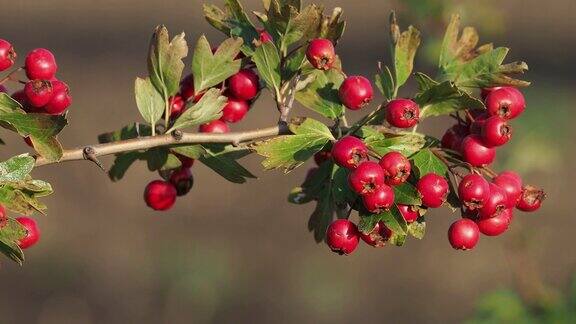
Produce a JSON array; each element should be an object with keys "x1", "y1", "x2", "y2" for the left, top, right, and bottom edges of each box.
[{"x1": 0, "y1": 0, "x2": 574, "y2": 323}]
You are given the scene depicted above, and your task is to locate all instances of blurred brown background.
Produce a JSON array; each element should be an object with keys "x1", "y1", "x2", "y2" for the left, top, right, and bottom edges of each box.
[{"x1": 0, "y1": 0, "x2": 574, "y2": 323}]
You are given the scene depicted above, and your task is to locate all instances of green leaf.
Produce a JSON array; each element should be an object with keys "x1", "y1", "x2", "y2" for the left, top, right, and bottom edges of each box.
[
  {"x1": 199, "y1": 145, "x2": 256, "y2": 184},
  {"x1": 0, "y1": 93, "x2": 23, "y2": 113},
  {"x1": 191, "y1": 36, "x2": 243, "y2": 93},
  {"x1": 148, "y1": 25, "x2": 188, "y2": 98},
  {"x1": 0, "y1": 185, "x2": 48, "y2": 215},
  {"x1": 144, "y1": 147, "x2": 169, "y2": 172},
  {"x1": 171, "y1": 145, "x2": 206, "y2": 160},
  {"x1": 391, "y1": 16, "x2": 421, "y2": 89},
  {"x1": 98, "y1": 123, "x2": 152, "y2": 144},
  {"x1": 358, "y1": 205, "x2": 408, "y2": 236},
  {"x1": 135, "y1": 77, "x2": 165, "y2": 128},
  {"x1": 361, "y1": 127, "x2": 427, "y2": 157},
  {"x1": 253, "y1": 118, "x2": 334, "y2": 172},
  {"x1": 252, "y1": 42, "x2": 281, "y2": 96},
  {"x1": 108, "y1": 152, "x2": 143, "y2": 182},
  {"x1": 282, "y1": 47, "x2": 306, "y2": 80},
  {"x1": 411, "y1": 149, "x2": 448, "y2": 177},
  {"x1": 0, "y1": 218, "x2": 26, "y2": 265},
  {"x1": 308, "y1": 185, "x2": 337, "y2": 243},
  {"x1": 289, "y1": 160, "x2": 333, "y2": 205},
  {"x1": 169, "y1": 88, "x2": 228, "y2": 132},
  {"x1": 295, "y1": 68, "x2": 345, "y2": 119},
  {"x1": 408, "y1": 216, "x2": 426, "y2": 239},
  {"x1": 389, "y1": 232, "x2": 407, "y2": 246},
  {"x1": 375, "y1": 63, "x2": 395, "y2": 100},
  {"x1": 393, "y1": 182, "x2": 422, "y2": 206},
  {"x1": 0, "y1": 154, "x2": 35, "y2": 182}
]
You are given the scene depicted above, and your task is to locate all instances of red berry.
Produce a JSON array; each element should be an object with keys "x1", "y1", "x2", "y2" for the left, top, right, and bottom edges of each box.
[
  {"x1": 0, "y1": 204, "x2": 6, "y2": 229},
  {"x1": 362, "y1": 185, "x2": 395, "y2": 213},
  {"x1": 516, "y1": 185, "x2": 546, "y2": 212},
  {"x1": 458, "y1": 174, "x2": 490, "y2": 210},
  {"x1": 169, "y1": 95, "x2": 185, "y2": 117},
  {"x1": 478, "y1": 183, "x2": 508, "y2": 219},
  {"x1": 485, "y1": 87, "x2": 526, "y2": 120},
  {"x1": 441, "y1": 124, "x2": 469, "y2": 151},
  {"x1": 416, "y1": 173, "x2": 449, "y2": 208},
  {"x1": 144, "y1": 180, "x2": 177, "y2": 211},
  {"x1": 460, "y1": 135, "x2": 496, "y2": 167},
  {"x1": 448, "y1": 219, "x2": 479, "y2": 250},
  {"x1": 360, "y1": 221, "x2": 392, "y2": 247},
  {"x1": 175, "y1": 154, "x2": 195, "y2": 168},
  {"x1": 258, "y1": 29, "x2": 273, "y2": 43},
  {"x1": 16, "y1": 217, "x2": 40, "y2": 249},
  {"x1": 306, "y1": 38, "x2": 335, "y2": 70},
  {"x1": 326, "y1": 219, "x2": 360, "y2": 255},
  {"x1": 313, "y1": 150, "x2": 332, "y2": 166},
  {"x1": 338, "y1": 76, "x2": 373, "y2": 110},
  {"x1": 180, "y1": 74, "x2": 204, "y2": 103},
  {"x1": 499, "y1": 171, "x2": 522, "y2": 184},
  {"x1": 228, "y1": 69, "x2": 259, "y2": 101},
  {"x1": 221, "y1": 98, "x2": 249, "y2": 123},
  {"x1": 476, "y1": 208, "x2": 512, "y2": 236},
  {"x1": 331, "y1": 136, "x2": 368, "y2": 170},
  {"x1": 493, "y1": 173, "x2": 522, "y2": 208},
  {"x1": 25, "y1": 48, "x2": 57, "y2": 80},
  {"x1": 398, "y1": 204, "x2": 419, "y2": 223},
  {"x1": 481, "y1": 116, "x2": 512, "y2": 147},
  {"x1": 469, "y1": 112, "x2": 489, "y2": 135},
  {"x1": 348, "y1": 161, "x2": 386, "y2": 195},
  {"x1": 169, "y1": 168, "x2": 194, "y2": 196},
  {"x1": 378, "y1": 151, "x2": 411, "y2": 186},
  {"x1": 480, "y1": 87, "x2": 503, "y2": 101},
  {"x1": 199, "y1": 120, "x2": 230, "y2": 133},
  {"x1": 0, "y1": 39, "x2": 16, "y2": 71},
  {"x1": 24, "y1": 80, "x2": 53, "y2": 108},
  {"x1": 385, "y1": 99, "x2": 420, "y2": 128},
  {"x1": 43, "y1": 80, "x2": 71, "y2": 115}
]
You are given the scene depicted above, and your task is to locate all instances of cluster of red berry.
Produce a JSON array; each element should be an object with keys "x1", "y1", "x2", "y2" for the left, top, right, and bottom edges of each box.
[{"x1": 0, "y1": 205, "x2": 40, "y2": 250}]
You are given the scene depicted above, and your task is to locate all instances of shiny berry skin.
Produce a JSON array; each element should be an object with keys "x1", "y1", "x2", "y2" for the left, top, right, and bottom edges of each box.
[
  {"x1": 314, "y1": 150, "x2": 332, "y2": 165},
  {"x1": 25, "y1": 48, "x2": 57, "y2": 80},
  {"x1": 306, "y1": 38, "x2": 335, "y2": 70},
  {"x1": 326, "y1": 219, "x2": 360, "y2": 255},
  {"x1": 24, "y1": 80, "x2": 53, "y2": 108},
  {"x1": 441, "y1": 124, "x2": 469, "y2": 151},
  {"x1": 476, "y1": 208, "x2": 512, "y2": 236},
  {"x1": 478, "y1": 183, "x2": 508, "y2": 219},
  {"x1": 169, "y1": 168, "x2": 194, "y2": 196},
  {"x1": 338, "y1": 76, "x2": 373, "y2": 110},
  {"x1": 460, "y1": 135, "x2": 496, "y2": 167},
  {"x1": 398, "y1": 204, "x2": 419, "y2": 223},
  {"x1": 362, "y1": 185, "x2": 395, "y2": 213},
  {"x1": 348, "y1": 161, "x2": 386, "y2": 195},
  {"x1": 258, "y1": 29, "x2": 273, "y2": 43},
  {"x1": 378, "y1": 151, "x2": 411, "y2": 186},
  {"x1": 458, "y1": 174, "x2": 490, "y2": 210},
  {"x1": 448, "y1": 219, "x2": 479, "y2": 250},
  {"x1": 180, "y1": 74, "x2": 204, "y2": 102},
  {"x1": 0, "y1": 39, "x2": 16, "y2": 71},
  {"x1": 499, "y1": 170, "x2": 522, "y2": 185},
  {"x1": 331, "y1": 136, "x2": 368, "y2": 169},
  {"x1": 493, "y1": 173, "x2": 522, "y2": 208},
  {"x1": 44, "y1": 80, "x2": 71, "y2": 115},
  {"x1": 144, "y1": 180, "x2": 177, "y2": 211},
  {"x1": 485, "y1": 87, "x2": 526, "y2": 120},
  {"x1": 481, "y1": 116, "x2": 512, "y2": 147},
  {"x1": 385, "y1": 99, "x2": 420, "y2": 128},
  {"x1": 16, "y1": 217, "x2": 40, "y2": 249},
  {"x1": 169, "y1": 95, "x2": 185, "y2": 117},
  {"x1": 199, "y1": 120, "x2": 230, "y2": 133},
  {"x1": 221, "y1": 98, "x2": 249, "y2": 123},
  {"x1": 360, "y1": 221, "x2": 393, "y2": 247},
  {"x1": 516, "y1": 185, "x2": 546, "y2": 212},
  {"x1": 417, "y1": 173, "x2": 449, "y2": 208},
  {"x1": 480, "y1": 87, "x2": 503, "y2": 101},
  {"x1": 228, "y1": 69, "x2": 260, "y2": 101}
]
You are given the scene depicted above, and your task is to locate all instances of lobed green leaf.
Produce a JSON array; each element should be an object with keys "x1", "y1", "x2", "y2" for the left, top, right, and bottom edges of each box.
[
  {"x1": 191, "y1": 36, "x2": 243, "y2": 93},
  {"x1": 148, "y1": 26, "x2": 188, "y2": 98}
]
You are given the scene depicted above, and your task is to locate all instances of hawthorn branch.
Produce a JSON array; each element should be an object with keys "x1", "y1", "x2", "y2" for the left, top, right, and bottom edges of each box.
[{"x1": 34, "y1": 124, "x2": 291, "y2": 167}]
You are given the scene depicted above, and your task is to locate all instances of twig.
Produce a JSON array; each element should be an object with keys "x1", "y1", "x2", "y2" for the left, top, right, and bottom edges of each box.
[{"x1": 0, "y1": 67, "x2": 23, "y2": 85}]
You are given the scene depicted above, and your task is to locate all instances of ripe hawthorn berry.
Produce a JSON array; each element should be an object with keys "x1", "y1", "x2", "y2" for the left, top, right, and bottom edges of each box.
[
  {"x1": 460, "y1": 135, "x2": 496, "y2": 167},
  {"x1": 458, "y1": 173, "x2": 490, "y2": 210},
  {"x1": 314, "y1": 150, "x2": 332, "y2": 166},
  {"x1": 25, "y1": 48, "x2": 57, "y2": 80},
  {"x1": 144, "y1": 180, "x2": 177, "y2": 211},
  {"x1": 331, "y1": 136, "x2": 368, "y2": 169},
  {"x1": 448, "y1": 218, "x2": 479, "y2": 250},
  {"x1": 362, "y1": 185, "x2": 395, "y2": 213},
  {"x1": 360, "y1": 221, "x2": 393, "y2": 247},
  {"x1": 180, "y1": 74, "x2": 204, "y2": 102},
  {"x1": 326, "y1": 219, "x2": 360, "y2": 255},
  {"x1": 228, "y1": 69, "x2": 260, "y2": 101},
  {"x1": 221, "y1": 98, "x2": 249, "y2": 123},
  {"x1": 398, "y1": 204, "x2": 419, "y2": 223},
  {"x1": 476, "y1": 208, "x2": 512, "y2": 236},
  {"x1": 0, "y1": 39, "x2": 16, "y2": 71},
  {"x1": 258, "y1": 29, "x2": 273, "y2": 43},
  {"x1": 175, "y1": 154, "x2": 194, "y2": 168},
  {"x1": 416, "y1": 173, "x2": 449, "y2": 208},
  {"x1": 493, "y1": 173, "x2": 522, "y2": 208},
  {"x1": 441, "y1": 124, "x2": 469, "y2": 151},
  {"x1": 199, "y1": 120, "x2": 230, "y2": 133},
  {"x1": 481, "y1": 116, "x2": 512, "y2": 147},
  {"x1": 306, "y1": 38, "x2": 336, "y2": 70},
  {"x1": 348, "y1": 161, "x2": 386, "y2": 195},
  {"x1": 480, "y1": 87, "x2": 503, "y2": 101},
  {"x1": 24, "y1": 80, "x2": 53, "y2": 108},
  {"x1": 44, "y1": 80, "x2": 71, "y2": 115},
  {"x1": 169, "y1": 95, "x2": 185, "y2": 117},
  {"x1": 516, "y1": 185, "x2": 546, "y2": 212},
  {"x1": 378, "y1": 151, "x2": 411, "y2": 186},
  {"x1": 169, "y1": 167, "x2": 194, "y2": 196},
  {"x1": 385, "y1": 99, "x2": 420, "y2": 128},
  {"x1": 478, "y1": 183, "x2": 508, "y2": 219},
  {"x1": 485, "y1": 87, "x2": 526, "y2": 120},
  {"x1": 16, "y1": 216, "x2": 40, "y2": 249},
  {"x1": 499, "y1": 170, "x2": 522, "y2": 184},
  {"x1": 338, "y1": 76, "x2": 373, "y2": 110}
]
